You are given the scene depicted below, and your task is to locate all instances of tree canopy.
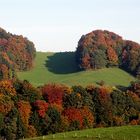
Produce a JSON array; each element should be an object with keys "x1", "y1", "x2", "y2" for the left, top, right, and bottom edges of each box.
[
  {"x1": 76, "y1": 30, "x2": 140, "y2": 77},
  {"x1": 0, "y1": 27, "x2": 36, "y2": 80}
]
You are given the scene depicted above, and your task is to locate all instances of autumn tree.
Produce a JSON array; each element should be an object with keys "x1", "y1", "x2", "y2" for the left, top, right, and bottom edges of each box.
[
  {"x1": 13, "y1": 80, "x2": 41, "y2": 103},
  {"x1": 34, "y1": 100, "x2": 48, "y2": 118},
  {"x1": 107, "y1": 47, "x2": 118, "y2": 66},
  {"x1": 0, "y1": 27, "x2": 36, "y2": 80},
  {"x1": 17, "y1": 101, "x2": 31, "y2": 127},
  {"x1": 63, "y1": 107, "x2": 83, "y2": 130},
  {"x1": 42, "y1": 84, "x2": 64, "y2": 105},
  {"x1": 76, "y1": 30, "x2": 140, "y2": 77}
]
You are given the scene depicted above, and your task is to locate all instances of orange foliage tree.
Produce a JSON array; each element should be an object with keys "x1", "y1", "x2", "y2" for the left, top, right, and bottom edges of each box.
[
  {"x1": 17, "y1": 101, "x2": 31, "y2": 127},
  {"x1": 107, "y1": 47, "x2": 118, "y2": 66},
  {"x1": 81, "y1": 106, "x2": 94, "y2": 128},
  {"x1": 0, "y1": 80, "x2": 16, "y2": 96},
  {"x1": 34, "y1": 100, "x2": 49, "y2": 118}
]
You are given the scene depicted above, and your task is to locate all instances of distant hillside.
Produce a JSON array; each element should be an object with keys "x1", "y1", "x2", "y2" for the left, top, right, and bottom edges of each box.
[
  {"x1": 76, "y1": 30, "x2": 140, "y2": 77},
  {"x1": 0, "y1": 27, "x2": 36, "y2": 80},
  {"x1": 17, "y1": 52, "x2": 135, "y2": 86}
]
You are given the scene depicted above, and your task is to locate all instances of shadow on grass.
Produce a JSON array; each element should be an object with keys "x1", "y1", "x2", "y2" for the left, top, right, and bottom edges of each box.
[{"x1": 45, "y1": 52, "x2": 79, "y2": 74}]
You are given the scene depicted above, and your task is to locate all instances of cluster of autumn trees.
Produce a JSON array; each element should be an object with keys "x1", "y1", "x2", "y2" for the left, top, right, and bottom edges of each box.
[
  {"x1": 0, "y1": 27, "x2": 36, "y2": 80},
  {"x1": 0, "y1": 79, "x2": 140, "y2": 139},
  {"x1": 76, "y1": 30, "x2": 140, "y2": 77}
]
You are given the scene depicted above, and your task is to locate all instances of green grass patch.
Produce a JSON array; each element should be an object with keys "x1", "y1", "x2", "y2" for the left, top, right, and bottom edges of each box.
[
  {"x1": 25, "y1": 125, "x2": 140, "y2": 140},
  {"x1": 17, "y1": 52, "x2": 136, "y2": 87}
]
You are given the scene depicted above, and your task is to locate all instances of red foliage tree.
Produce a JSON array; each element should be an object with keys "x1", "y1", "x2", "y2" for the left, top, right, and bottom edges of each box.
[
  {"x1": 63, "y1": 107, "x2": 83, "y2": 128},
  {"x1": 34, "y1": 100, "x2": 49, "y2": 118},
  {"x1": 42, "y1": 84, "x2": 64, "y2": 105},
  {"x1": 81, "y1": 53, "x2": 91, "y2": 69}
]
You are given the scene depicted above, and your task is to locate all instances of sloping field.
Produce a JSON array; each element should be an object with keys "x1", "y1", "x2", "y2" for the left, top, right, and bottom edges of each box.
[
  {"x1": 17, "y1": 52, "x2": 136, "y2": 87},
  {"x1": 26, "y1": 125, "x2": 140, "y2": 140}
]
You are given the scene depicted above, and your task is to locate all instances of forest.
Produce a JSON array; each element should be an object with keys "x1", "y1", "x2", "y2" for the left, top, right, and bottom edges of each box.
[
  {"x1": 0, "y1": 27, "x2": 140, "y2": 139},
  {"x1": 0, "y1": 79, "x2": 140, "y2": 139},
  {"x1": 76, "y1": 30, "x2": 140, "y2": 77},
  {"x1": 0, "y1": 27, "x2": 36, "y2": 80}
]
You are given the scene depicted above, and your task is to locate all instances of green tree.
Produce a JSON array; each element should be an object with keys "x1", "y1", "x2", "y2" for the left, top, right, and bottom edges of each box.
[
  {"x1": 90, "y1": 49, "x2": 107, "y2": 69},
  {"x1": 46, "y1": 107, "x2": 61, "y2": 133}
]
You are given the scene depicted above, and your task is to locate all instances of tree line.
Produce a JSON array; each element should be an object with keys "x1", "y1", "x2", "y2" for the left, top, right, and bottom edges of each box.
[{"x1": 0, "y1": 79, "x2": 140, "y2": 139}]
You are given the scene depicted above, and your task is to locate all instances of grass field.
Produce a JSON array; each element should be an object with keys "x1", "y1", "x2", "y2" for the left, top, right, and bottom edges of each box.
[
  {"x1": 26, "y1": 125, "x2": 140, "y2": 140},
  {"x1": 17, "y1": 52, "x2": 136, "y2": 87}
]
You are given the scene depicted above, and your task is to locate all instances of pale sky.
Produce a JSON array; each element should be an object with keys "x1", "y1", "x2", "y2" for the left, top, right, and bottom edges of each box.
[{"x1": 0, "y1": 0, "x2": 140, "y2": 52}]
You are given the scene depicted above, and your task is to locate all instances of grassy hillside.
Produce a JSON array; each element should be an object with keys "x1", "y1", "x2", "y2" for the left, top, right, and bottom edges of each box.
[
  {"x1": 17, "y1": 52, "x2": 136, "y2": 87},
  {"x1": 26, "y1": 125, "x2": 140, "y2": 140}
]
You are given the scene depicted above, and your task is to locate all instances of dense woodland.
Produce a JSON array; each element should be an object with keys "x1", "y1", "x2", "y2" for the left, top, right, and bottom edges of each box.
[
  {"x1": 76, "y1": 30, "x2": 140, "y2": 77},
  {"x1": 0, "y1": 27, "x2": 36, "y2": 79},
  {"x1": 0, "y1": 28, "x2": 140, "y2": 139},
  {"x1": 0, "y1": 79, "x2": 140, "y2": 139}
]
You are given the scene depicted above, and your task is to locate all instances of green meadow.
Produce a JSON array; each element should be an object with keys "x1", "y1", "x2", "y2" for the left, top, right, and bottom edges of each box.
[
  {"x1": 17, "y1": 52, "x2": 136, "y2": 87},
  {"x1": 26, "y1": 125, "x2": 140, "y2": 140}
]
